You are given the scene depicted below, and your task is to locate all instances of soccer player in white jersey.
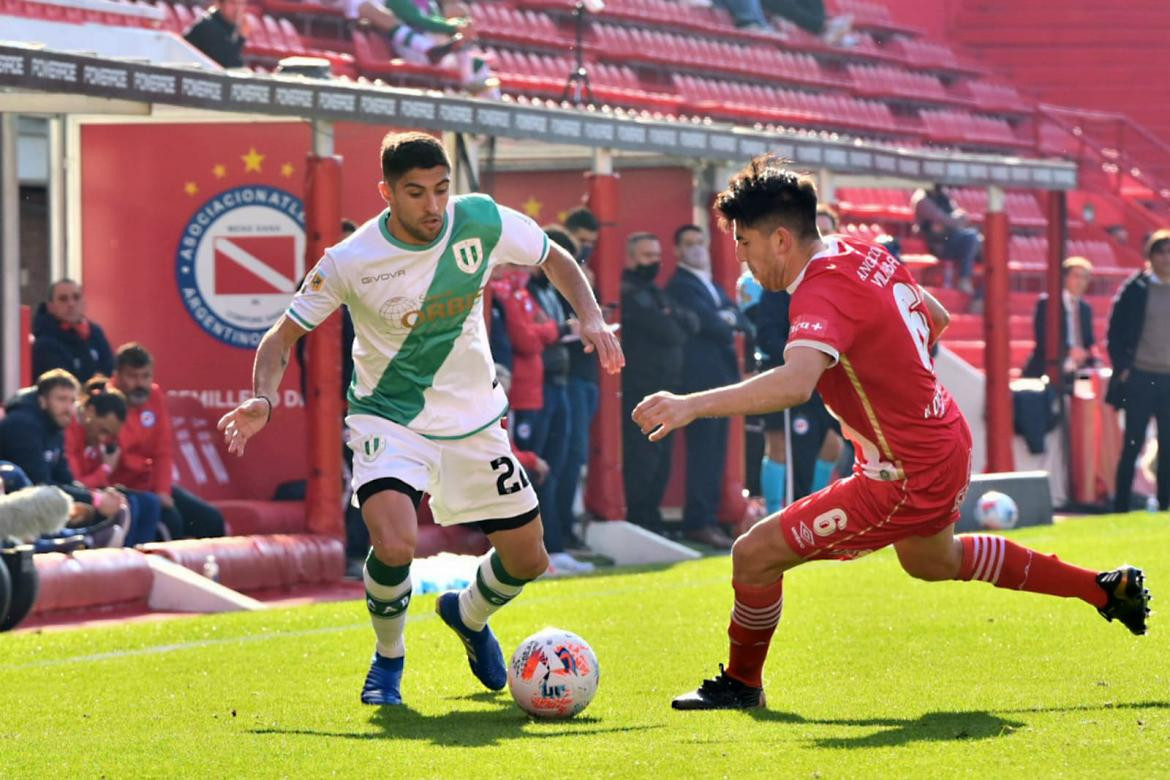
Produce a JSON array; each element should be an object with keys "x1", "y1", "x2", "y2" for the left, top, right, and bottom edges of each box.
[{"x1": 217, "y1": 132, "x2": 623, "y2": 705}]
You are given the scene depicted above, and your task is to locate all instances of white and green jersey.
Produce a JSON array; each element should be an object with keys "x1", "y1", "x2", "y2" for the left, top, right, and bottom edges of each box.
[{"x1": 287, "y1": 194, "x2": 550, "y2": 439}]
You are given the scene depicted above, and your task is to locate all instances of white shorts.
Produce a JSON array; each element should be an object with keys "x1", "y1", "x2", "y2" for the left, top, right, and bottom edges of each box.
[{"x1": 347, "y1": 413, "x2": 539, "y2": 528}]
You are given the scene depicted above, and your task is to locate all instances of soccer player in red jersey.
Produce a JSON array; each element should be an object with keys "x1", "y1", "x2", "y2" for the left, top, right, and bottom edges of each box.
[{"x1": 632, "y1": 155, "x2": 1151, "y2": 710}]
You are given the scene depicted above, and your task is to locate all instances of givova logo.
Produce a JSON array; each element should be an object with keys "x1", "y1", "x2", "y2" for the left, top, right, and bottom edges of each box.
[{"x1": 176, "y1": 185, "x2": 306, "y2": 348}]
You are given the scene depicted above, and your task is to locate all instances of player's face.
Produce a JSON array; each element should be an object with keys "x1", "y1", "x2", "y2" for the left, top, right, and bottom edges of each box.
[
  {"x1": 1064, "y1": 267, "x2": 1091, "y2": 298},
  {"x1": 84, "y1": 409, "x2": 123, "y2": 446},
  {"x1": 1149, "y1": 242, "x2": 1170, "y2": 282},
  {"x1": 379, "y1": 167, "x2": 450, "y2": 245},
  {"x1": 48, "y1": 281, "x2": 84, "y2": 324},
  {"x1": 40, "y1": 386, "x2": 77, "y2": 429},
  {"x1": 116, "y1": 365, "x2": 154, "y2": 406},
  {"x1": 733, "y1": 222, "x2": 788, "y2": 291}
]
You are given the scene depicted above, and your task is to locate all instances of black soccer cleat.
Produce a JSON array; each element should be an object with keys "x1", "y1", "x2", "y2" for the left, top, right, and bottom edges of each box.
[
  {"x1": 671, "y1": 665, "x2": 766, "y2": 710},
  {"x1": 1096, "y1": 566, "x2": 1151, "y2": 636}
]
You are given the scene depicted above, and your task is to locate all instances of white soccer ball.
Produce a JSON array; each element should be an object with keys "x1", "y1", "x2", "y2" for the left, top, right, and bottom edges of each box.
[
  {"x1": 508, "y1": 628, "x2": 599, "y2": 719},
  {"x1": 976, "y1": 491, "x2": 1019, "y2": 530}
]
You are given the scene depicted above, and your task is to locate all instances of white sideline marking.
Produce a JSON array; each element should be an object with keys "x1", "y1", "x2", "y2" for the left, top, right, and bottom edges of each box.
[{"x1": 2, "y1": 574, "x2": 726, "y2": 672}]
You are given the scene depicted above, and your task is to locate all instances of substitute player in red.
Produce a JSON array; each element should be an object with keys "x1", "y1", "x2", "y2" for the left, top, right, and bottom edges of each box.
[{"x1": 632, "y1": 155, "x2": 1151, "y2": 710}]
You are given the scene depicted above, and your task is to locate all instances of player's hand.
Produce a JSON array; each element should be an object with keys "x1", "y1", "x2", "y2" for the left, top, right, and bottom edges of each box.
[
  {"x1": 96, "y1": 488, "x2": 124, "y2": 519},
  {"x1": 580, "y1": 316, "x2": 624, "y2": 375},
  {"x1": 632, "y1": 391, "x2": 696, "y2": 442},
  {"x1": 532, "y1": 456, "x2": 550, "y2": 485},
  {"x1": 101, "y1": 445, "x2": 121, "y2": 471},
  {"x1": 217, "y1": 397, "x2": 271, "y2": 457}
]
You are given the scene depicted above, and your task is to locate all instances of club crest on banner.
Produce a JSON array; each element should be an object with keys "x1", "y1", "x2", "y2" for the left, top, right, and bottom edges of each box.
[{"x1": 176, "y1": 184, "x2": 306, "y2": 348}]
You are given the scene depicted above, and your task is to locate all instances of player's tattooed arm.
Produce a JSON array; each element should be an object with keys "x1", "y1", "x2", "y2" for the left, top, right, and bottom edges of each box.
[{"x1": 921, "y1": 287, "x2": 950, "y2": 346}]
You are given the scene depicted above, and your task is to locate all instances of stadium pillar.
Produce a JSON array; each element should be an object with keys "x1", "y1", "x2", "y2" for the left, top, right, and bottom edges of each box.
[
  {"x1": 1044, "y1": 191, "x2": 1067, "y2": 392},
  {"x1": 0, "y1": 113, "x2": 20, "y2": 398},
  {"x1": 706, "y1": 175, "x2": 748, "y2": 526},
  {"x1": 303, "y1": 144, "x2": 344, "y2": 540},
  {"x1": 983, "y1": 186, "x2": 1014, "y2": 472},
  {"x1": 584, "y1": 151, "x2": 626, "y2": 520}
]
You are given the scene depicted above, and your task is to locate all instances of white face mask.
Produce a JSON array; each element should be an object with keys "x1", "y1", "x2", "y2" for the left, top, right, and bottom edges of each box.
[{"x1": 680, "y1": 243, "x2": 711, "y2": 272}]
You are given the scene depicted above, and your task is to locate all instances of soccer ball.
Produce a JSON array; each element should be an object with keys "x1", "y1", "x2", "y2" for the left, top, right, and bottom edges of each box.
[
  {"x1": 508, "y1": 628, "x2": 599, "y2": 719},
  {"x1": 976, "y1": 491, "x2": 1019, "y2": 530}
]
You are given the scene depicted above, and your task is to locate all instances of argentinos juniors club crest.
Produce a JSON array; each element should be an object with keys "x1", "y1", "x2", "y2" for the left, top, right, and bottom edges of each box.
[{"x1": 176, "y1": 181, "x2": 306, "y2": 348}]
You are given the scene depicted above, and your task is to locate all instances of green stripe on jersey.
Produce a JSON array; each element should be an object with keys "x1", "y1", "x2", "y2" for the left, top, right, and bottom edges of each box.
[{"x1": 349, "y1": 195, "x2": 502, "y2": 425}]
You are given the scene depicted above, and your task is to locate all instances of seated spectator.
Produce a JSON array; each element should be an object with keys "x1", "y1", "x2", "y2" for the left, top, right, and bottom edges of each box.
[
  {"x1": 184, "y1": 0, "x2": 249, "y2": 69},
  {"x1": 762, "y1": 0, "x2": 855, "y2": 44},
  {"x1": 32, "y1": 278, "x2": 114, "y2": 384},
  {"x1": 1022, "y1": 256, "x2": 1098, "y2": 380},
  {"x1": 108, "y1": 344, "x2": 226, "y2": 539},
  {"x1": 343, "y1": 0, "x2": 500, "y2": 97},
  {"x1": 64, "y1": 378, "x2": 162, "y2": 546},
  {"x1": 564, "y1": 206, "x2": 600, "y2": 266},
  {"x1": 715, "y1": 0, "x2": 770, "y2": 31},
  {"x1": 0, "y1": 369, "x2": 125, "y2": 527},
  {"x1": 911, "y1": 183, "x2": 983, "y2": 295}
]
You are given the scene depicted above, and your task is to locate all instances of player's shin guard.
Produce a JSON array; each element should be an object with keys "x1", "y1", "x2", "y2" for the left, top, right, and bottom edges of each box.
[
  {"x1": 761, "y1": 458, "x2": 786, "y2": 515},
  {"x1": 956, "y1": 534, "x2": 1106, "y2": 608},
  {"x1": 364, "y1": 549, "x2": 412, "y2": 658},
  {"x1": 458, "y1": 550, "x2": 529, "y2": 631},
  {"x1": 726, "y1": 578, "x2": 784, "y2": 688}
]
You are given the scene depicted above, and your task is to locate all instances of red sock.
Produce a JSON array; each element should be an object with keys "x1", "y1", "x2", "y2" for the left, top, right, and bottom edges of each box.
[
  {"x1": 957, "y1": 534, "x2": 1106, "y2": 608},
  {"x1": 726, "y1": 578, "x2": 784, "y2": 688}
]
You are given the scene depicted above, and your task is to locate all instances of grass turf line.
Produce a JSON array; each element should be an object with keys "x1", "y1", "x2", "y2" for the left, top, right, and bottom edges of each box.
[{"x1": 1, "y1": 514, "x2": 1167, "y2": 777}]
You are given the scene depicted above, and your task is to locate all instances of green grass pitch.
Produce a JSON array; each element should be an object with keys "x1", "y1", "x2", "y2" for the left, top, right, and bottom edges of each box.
[{"x1": 2, "y1": 514, "x2": 1168, "y2": 777}]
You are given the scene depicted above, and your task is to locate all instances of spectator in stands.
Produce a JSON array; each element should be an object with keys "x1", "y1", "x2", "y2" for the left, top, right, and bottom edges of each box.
[
  {"x1": 0, "y1": 369, "x2": 125, "y2": 526},
  {"x1": 184, "y1": 0, "x2": 248, "y2": 69},
  {"x1": 762, "y1": 0, "x2": 855, "y2": 44},
  {"x1": 564, "y1": 206, "x2": 600, "y2": 266},
  {"x1": 1022, "y1": 256, "x2": 1098, "y2": 380},
  {"x1": 911, "y1": 183, "x2": 982, "y2": 296},
  {"x1": 109, "y1": 343, "x2": 225, "y2": 539},
  {"x1": 32, "y1": 278, "x2": 114, "y2": 384},
  {"x1": 343, "y1": 0, "x2": 500, "y2": 97},
  {"x1": 715, "y1": 0, "x2": 770, "y2": 31},
  {"x1": 1108, "y1": 229, "x2": 1170, "y2": 512},
  {"x1": 815, "y1": 203, "x2": 838, "y2": 236},
  {"x1": 64, "y1": 378, "x2": 161, "y2": 545},
  {"x1": 667, "y1": 224, "x2": 747, "y2": 549},
  {"x1": 621, "y1": 232, "x2": 698, "y2": 534}
]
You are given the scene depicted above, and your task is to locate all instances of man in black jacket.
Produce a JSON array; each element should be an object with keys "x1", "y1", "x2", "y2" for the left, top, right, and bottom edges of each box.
[
  {"x1": 1023, "y1": 256, "x2": 1097, "y2": 379},
  {"x1": 0, "y1": 370, "x2": 123, "y2": 523},
  {"x1": 184, "y1": 0, "x2": 248, "y2": 69},
  {"x1": 1108, "y1": 229, "x2": 1170, "y2": 511},
  {"x1": 32, "y1": 279, "x2": 114, "y2": 384},
  {"x1": 621, "y1": 232, "x2": 698, "y2": 533},
  {"x1": 667, "y1": 225, "x2": 750, "y2": 549}
]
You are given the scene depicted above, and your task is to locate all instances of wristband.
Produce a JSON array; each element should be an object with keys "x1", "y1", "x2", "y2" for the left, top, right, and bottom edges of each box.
[{"x1": 257, "y1": 395, "x2": 274, "y2": 422}]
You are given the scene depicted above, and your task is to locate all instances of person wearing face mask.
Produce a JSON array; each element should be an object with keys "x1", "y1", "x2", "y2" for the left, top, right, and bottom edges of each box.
[
  {"x1": 1108, "y1": 228, "x2": 1170, "y2": 512},
  {"x1": 666, "y1": 225, "x2": 751, "y2": 549},
  {"x1": 109, "y1": 343, "x2": 225, "y2": 539},
  {"x1": 621, "y1": 232, "x2": 700, "y2": 534}
]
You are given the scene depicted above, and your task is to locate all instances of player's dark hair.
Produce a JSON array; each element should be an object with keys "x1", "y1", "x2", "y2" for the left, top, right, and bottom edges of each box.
[
  {"x1": 543, "y1": 225, "x2": 579, "y2": 257},
  {"x1": 673, "y1": 224, "x2": 703, "y2": 247},
  {"x1": 564, "y1": 206, "x2": 599, "y2": 233},
  {"x1": 715, "y1": 155, "x2": 819, "y2": 241},
  {"x1": 380, "y1": 132, "x2": 449, "y2": 183},
  {"x1": 36, "y1": 368, "x2": 79, "y2": 398},
  {"x1": 1144, "y1": 228, "x2": 1170, "y2": 259},
  {"x1": 115, "y1": 343, "x2": 153, "y2": 371},
  {"x1": 82, "y1": 378, "x2": 128, "y2": 422}
]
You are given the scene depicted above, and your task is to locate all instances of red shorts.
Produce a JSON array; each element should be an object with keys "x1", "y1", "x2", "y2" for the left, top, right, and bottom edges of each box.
[{"x1": 780, "y1": 437, "x2": 973, "y2": 561}]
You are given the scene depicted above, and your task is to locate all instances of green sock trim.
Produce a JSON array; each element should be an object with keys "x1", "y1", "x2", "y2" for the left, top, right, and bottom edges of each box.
[
  {"x1": 489, "y1": 550, "x2": 530, "y2": 588},
  {"x1": 365, "y1": 549, "x2": 410, "y2": 587},
  {"x1": 475, "y1": 569, "x2": 514, "y2": 607},
  {"x1": 366, "y1": 589, "x2": 411, "y2": 617}
]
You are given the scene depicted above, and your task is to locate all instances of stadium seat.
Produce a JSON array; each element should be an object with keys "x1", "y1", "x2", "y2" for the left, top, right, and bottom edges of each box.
[{"x1": 140, "y1": 534, "x2": 345, "y2": 592}]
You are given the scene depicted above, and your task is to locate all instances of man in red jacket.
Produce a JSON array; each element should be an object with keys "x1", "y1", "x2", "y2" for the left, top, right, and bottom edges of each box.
[{"x1": 109, "y1": 343, "x2": 224, "y2": 539}]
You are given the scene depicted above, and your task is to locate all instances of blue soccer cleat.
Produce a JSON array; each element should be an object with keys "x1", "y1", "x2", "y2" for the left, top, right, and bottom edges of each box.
[
  {"x1": 435, "y1": 591, "x2": 507, "y2": 691},
  {"x1": 360, "y1": 652, "x2": 404, "y2": 705}
]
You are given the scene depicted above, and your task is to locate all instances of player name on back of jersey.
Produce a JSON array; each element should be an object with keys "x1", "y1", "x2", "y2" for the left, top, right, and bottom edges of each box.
[{"x1": 856, "y1": 244, "x2": 900, "y2": 288}]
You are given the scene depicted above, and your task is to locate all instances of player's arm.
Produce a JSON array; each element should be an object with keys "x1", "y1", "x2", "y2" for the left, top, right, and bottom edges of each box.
[
  {"x1": 217, "y1": 316, "x2": 307, "y2": 456},
  {"x1": 920, "y1": 286, "x2": 950, "y2": 346},
  {"x1": 633, "y1": 347, "x2": 830, "y2": 442},
  {"x1": 542, "y1": 242, "x2": 624, "y2": 373}
]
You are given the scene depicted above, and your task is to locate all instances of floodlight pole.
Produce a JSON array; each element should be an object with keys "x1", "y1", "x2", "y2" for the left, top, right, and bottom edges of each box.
[{"x1": 562, "y1": 1, "x2": 595, "y2": 106}]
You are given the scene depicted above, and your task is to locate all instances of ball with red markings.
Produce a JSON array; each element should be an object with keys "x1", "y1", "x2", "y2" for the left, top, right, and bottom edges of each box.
[{"x1": 507, "y1": 628, "x2": 599, "y2": 719}]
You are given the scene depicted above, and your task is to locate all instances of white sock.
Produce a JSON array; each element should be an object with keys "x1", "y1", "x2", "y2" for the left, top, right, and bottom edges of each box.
[
  {"x1": 364, "y1": 558, "x2": 411, "y2": 658},
  {"x1": 457, "y1": 551, "x2": 528, "y2": 631}
]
